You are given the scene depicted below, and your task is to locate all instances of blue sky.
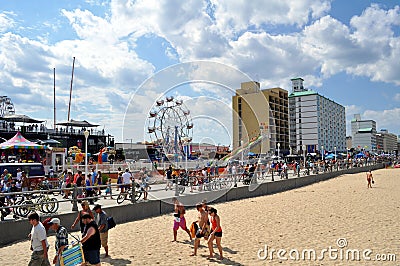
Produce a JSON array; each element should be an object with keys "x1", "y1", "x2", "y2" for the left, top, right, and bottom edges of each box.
[{"x1": 0, "y1": 0, "x2": 399, "y2": 146}]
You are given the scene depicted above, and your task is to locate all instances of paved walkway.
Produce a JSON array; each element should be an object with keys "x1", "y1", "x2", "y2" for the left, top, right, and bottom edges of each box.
[{"x1": 2, "y1": 171, "x2": 303, "y2": 220}]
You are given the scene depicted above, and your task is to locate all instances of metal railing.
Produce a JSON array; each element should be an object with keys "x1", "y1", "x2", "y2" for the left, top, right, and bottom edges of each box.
[{"x1": 0, "y1": 159, "x2": 385, "y2": 221}]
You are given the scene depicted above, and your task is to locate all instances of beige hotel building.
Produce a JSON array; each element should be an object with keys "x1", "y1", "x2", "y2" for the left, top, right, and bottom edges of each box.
[{"x1": 232, "y1": 81, "x2": 289, "y2": 155}]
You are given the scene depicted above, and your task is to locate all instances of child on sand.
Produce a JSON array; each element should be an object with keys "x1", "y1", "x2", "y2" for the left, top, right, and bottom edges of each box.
[{"x1": 366, "y1": 170, "x2": 374, "y2": 188}]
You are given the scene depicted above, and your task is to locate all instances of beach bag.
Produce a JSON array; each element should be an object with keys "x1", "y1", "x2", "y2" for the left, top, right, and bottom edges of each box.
[
  {"x1": 60, "y1": 243, "x2": 85, "y2": 266},
  {"x1": 107, "y1": 216, "x2": 116, "y2": 229}
]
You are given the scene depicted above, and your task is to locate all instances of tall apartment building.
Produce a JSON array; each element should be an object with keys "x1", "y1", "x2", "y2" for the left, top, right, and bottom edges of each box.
[
  {"x1": 289, "y1": 78, "x2": 346, "y2": 154},
  {"x1": 346, "y1": 136, "x2": 352, "y2": 150},
  {"x1": 376, "y1": 129, "x2": 398, "y2": 153},
  {"x1": 397, "y1": 135, "x2": 400, "y2": 155},
  {"x1": 351, "y1": 114, "x2": 377, "y2": 151},
  {"x1": 232, "y1": 81, "x2": 289, "y2": 155}
]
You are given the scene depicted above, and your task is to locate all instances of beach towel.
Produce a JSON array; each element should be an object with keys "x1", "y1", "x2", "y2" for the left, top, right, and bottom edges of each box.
[{"x1": 190, "y1": 222, "x2": 198, "y2": 238}]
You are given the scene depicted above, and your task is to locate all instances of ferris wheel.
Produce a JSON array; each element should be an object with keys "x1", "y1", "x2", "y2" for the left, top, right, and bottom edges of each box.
[
  {"x1": 147, "y1": 96, "x2": 193, "y2": 158},
  {"x1": 0, "y1": 96, "x2": 15, "y2": 117}
]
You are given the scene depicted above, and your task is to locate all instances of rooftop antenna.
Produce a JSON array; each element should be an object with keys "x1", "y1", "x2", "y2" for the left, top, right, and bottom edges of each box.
[{"x1": 67, "y1": 57, "x2": 75, "y2": 121}]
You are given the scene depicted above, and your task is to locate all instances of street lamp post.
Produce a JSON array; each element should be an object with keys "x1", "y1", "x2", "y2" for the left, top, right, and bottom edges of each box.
[
  {"x1": 303, "y1": 144, "x2": 306, "y2": 168},
  {"x1": 321, "y1": 145, "x2": 324, "y2": 161},
  {"x1": 240, "y1": 140, "x2": 244, "y2": 165},
  {"x1": 277, "y1": 143, "x2": 280, "y2": 159},
  {"x1": 84, "y1": 130, "x2": 89, "y2": 181},
  {"x1": 334, "y1": 146, "x2": 337, "y2": 161},
  {"x1": 334, "y1": 146, "x2": 337, "y2": 170},
  {"x1": 73, "y1": 130, "x2": 89, "y2": 212},
  {"x1": 182, "y1": 137, "x2": 192, "y2": 174}
]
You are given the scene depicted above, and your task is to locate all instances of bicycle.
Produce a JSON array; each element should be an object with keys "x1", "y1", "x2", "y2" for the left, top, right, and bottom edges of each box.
[
  {"x1": 175, "y1": 177, "x2": 186, "y2": 194},
  {"x1": 166, "y1": 177, "x2": 186, "y2": 194},
  {"x1": 116, "y1": 184, "x2": 142, "y2": 204},
  {"x1": 16, "y1": 192, "x2": 59, "y2": 217},
  {"x1": 302, "y1": 168, "x2": 310, "y2": 176},
  {"x1": 0, "y1": 196, "x2": 14, "y2": 221},
  {"x1": 257, "y1": 170, "x2": 267, "y2": 181},
  {"x1": 211, "y1": 177, "x2": 232, "y2": 190}
]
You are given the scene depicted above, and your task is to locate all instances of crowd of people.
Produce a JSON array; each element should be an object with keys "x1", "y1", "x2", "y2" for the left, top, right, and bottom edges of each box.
[
  {"x1": 27, "y1": 201, "x2": 110, "y2": 266},
  {"x1": 172, "y1": 198, "x2": 224, "y2": 260},
  {"x1": 0, "y1": 168, "x2": 30, "y2": 218},
  {"x1": 158, "y1": 155, "x2": 399, "y2": 195},
  {"x1": 57, "y1": 167, "x2": 150, "y2": 203},
  {"x1": 24, "y1": 196, "x2": 226, "y2": 265}
]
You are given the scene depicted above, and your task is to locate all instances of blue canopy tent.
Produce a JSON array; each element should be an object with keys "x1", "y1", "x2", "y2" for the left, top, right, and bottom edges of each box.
[
  {"x1": 356, "y1": 152, "x2": 365, "y2": 158},
  {"x1": 325, "y1": 153, "x2": 335, "y2": 159}
]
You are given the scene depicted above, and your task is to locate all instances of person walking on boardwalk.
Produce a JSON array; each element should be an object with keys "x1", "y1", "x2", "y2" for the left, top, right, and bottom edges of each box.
[
  {"x1": 27, "y1": 212, "x2": 50, "y2": 266},
  {"x1": 172, "y1": 198, "x2": 192, "y2": 242},
  {"x1": 207, "y1": 207, "x2": 223, "y2": 260},
  {"x1": 165, "y1": 165, "x2": 173, "y2": 190},
  {"x1": 48, "y1": 218, "x2": 68, "y2": 266},
  {"x1": 366, "y1": 170, "x2": 374, "y2": 188},
  {"x1": 104, "y1": 178, "x2": 113, "y2": 199}
]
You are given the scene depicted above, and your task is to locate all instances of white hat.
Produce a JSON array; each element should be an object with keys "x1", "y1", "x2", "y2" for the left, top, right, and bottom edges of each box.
[{"x1": 48, "y1": 218, "x2": 60, "y2": 225}]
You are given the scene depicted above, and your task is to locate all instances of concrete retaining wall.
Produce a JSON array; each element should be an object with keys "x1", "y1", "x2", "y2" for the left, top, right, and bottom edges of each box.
[
  {"x1": 0, "y1": 164, "x2": 383, "y2": 246},
  {"x1": 295, "y1": 175, "x2": 317, "y2": 188}
]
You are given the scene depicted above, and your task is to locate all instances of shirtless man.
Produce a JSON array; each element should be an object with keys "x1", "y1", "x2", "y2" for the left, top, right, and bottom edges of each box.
[
  {"x1": 191, "y1": 203, "x2": 209, "y2": 256},
  {"x1": 366, "y1": 170, "x2": 374, "y2": 188},
  {"x1": 172, "y1": 198, "x2": 192, "y2": 242}
]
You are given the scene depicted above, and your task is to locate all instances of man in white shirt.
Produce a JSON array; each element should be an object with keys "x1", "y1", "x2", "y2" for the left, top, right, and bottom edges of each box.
[
  {"x1": 121, "y1": 169, "x2": 132, "y2": 193},
  {"x1": 28, "y1": 212, "x2": 50, "y2": 266},
  {"x1": 16, "y1": 168, "x2": 22, "y2": 182},
  {"x1": 282, "y1": 163, "x2": 288, "y2": 179}
]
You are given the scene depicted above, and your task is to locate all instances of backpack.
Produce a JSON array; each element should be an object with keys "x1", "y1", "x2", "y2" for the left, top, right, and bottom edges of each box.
[
  {"x1": 107, "y1": 216, "x2": 116, "y2": 229},
  {"x1": 42, "y1": 217, "x2": 52, "y2": 233}
]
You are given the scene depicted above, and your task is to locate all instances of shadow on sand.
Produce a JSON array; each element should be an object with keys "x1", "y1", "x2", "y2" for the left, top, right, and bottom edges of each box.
[
  {"x1": 101, "y1": 256, "x2": 131, "y2": 266},
  {"x1": 200, "y1": 254, "x2": 243, "y2": 265}
]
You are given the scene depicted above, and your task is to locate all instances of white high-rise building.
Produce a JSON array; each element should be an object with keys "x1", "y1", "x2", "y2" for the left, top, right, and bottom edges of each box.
[
  {"x1": 351, "y1": 114, "x2": 377, "y2": 151},
  {"x1": 289, "y1": 78, "x2": 346, "y2": 154},
  {"x1": 376, "y1": 129, "x2": 397, "y2": 153}
]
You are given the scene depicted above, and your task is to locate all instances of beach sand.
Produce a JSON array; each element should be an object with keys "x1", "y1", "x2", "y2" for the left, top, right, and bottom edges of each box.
[{"x1": 0, "y1": 168, "x2": 399, "y2": 265}]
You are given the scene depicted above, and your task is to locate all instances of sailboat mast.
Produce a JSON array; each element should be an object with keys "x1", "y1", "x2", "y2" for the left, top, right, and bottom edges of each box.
[
  {"x1": 53, "y1": 67, "x2": 56, "y2": 129},
  {"x1": 67, "y1": 56, "x2": 75, "y2": 122}
]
